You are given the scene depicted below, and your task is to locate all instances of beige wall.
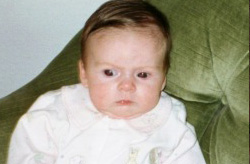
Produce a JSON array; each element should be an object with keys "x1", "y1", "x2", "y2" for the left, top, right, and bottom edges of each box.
[{"x1": 0, "y1": 0, "x2": 108, "y2": 98}]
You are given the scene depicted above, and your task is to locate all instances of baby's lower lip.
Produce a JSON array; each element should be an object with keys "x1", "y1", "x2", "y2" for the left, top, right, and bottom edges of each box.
[{"x1": 116, "y1": 100, "x2": 133, "y2": 105}]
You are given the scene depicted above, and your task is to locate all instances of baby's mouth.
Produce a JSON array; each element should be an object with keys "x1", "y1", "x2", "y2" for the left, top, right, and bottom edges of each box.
[{"x1": 116, "y1": 100, "x2": 133, "y2": 105}]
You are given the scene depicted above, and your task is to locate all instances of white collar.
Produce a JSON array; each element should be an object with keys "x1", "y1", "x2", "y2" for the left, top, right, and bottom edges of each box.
[{"x1": 62, "y1": 84, "x2": 172, "y2": 134}]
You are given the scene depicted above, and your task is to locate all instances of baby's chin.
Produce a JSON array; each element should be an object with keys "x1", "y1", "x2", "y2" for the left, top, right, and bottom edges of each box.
[{"x1": 101, "y1": 111, "x2": 143, "y2": 120}]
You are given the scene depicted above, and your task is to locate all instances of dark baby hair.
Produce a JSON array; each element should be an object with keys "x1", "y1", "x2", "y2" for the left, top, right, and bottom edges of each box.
[{"x1": 81, "y1": 0, "x2": 171, "y2": 72}]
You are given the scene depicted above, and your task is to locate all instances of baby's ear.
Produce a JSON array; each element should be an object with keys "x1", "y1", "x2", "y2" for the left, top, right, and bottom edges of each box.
[{"x1": 78, "y1": 60, "x2": 88, "y2": 87}]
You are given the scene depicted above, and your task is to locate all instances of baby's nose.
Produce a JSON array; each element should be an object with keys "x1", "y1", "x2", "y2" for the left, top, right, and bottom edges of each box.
[{"x1": 118, "y1": 76, "x2": 136, "y2": 92}]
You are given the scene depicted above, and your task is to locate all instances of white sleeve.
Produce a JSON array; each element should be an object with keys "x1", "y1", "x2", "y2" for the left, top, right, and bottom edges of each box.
[
  {"x1": 7, "y1": 112, "x2": 58, "y2": 164},
  {"x1": 163, "y1": 97, "x2": 206, "y2": 164},
  {"x1": 165, "y1": 124, "x2": 206, "y2": 164},
  {"x1": 172, "y1": 140, "x2": 206, "y2": 164}
]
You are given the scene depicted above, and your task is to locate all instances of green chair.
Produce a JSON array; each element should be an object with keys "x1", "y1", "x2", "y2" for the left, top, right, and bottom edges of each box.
[{"x1": 0, "y1": 0, "x2": 248, "y2": 163}]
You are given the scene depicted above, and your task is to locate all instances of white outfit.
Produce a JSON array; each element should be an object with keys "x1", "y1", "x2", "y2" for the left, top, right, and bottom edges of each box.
[{"x1": 8, "y1": 84, "x2": 206, "y2": 164}]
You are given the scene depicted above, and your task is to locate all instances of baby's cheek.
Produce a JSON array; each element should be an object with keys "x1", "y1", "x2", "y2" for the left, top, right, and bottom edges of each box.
[
  {"x1": 141, "y1": 91, "x2": 160, "y2": 107},
  {"x1": 89, "y1": 89, "x2": 111, "y2": 106}
]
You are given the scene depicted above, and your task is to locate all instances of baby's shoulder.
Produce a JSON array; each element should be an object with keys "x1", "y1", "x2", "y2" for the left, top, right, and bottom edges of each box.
[
  {"x1": 166, "y1": 95, "x2": 187, "y2": 123},
  {"x1": 29, "y1": 88, "x2": 62, "y2": 111},
  {"x1": 28, "y1": 84, "x2": 82, "y2": 112},
  {"x1": 23, "y1": 85, "x2": 80, "y2": 125}
]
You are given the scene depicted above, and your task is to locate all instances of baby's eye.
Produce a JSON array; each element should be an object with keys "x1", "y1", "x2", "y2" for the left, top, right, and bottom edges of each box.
[
  {"x1": 103, "y1": 69, "x2": 117, "y2": 77},
  {"x1": 137, "y1": 72, "x2": 149, "y2": 79}
]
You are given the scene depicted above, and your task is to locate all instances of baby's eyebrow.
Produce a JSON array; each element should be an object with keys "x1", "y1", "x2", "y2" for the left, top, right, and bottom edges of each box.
[
  {"x1": 137, "y1": 64, "x2": 164, "y2": 69},
  {"x1": 94, "y1": 60, "x2": 163, "y2": 70},
  {"x1": 95, "y1": 61, "x2": 117, "y2": 67}
]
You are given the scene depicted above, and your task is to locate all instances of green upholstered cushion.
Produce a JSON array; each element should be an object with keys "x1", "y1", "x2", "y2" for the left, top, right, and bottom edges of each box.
[
  {"x1": 147, "y1": 0, "x2": 249, "y2": 163},
  {"x1": 0, "y1": 0, "x2": 248, "y2": 163}
]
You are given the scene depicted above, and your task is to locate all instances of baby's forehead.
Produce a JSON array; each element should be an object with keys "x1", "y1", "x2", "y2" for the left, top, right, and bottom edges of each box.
[
  {"x1": 89, "y1": 26, "x2": 166, "y2": 43},
  {"x1": 87, "y1": 27, "x2": 167, "y2": 57}
]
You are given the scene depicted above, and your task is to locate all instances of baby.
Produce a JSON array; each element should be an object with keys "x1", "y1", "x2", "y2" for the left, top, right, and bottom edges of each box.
[{"x1": 8, "y1": 0, "x2": 206, "y2": 163}]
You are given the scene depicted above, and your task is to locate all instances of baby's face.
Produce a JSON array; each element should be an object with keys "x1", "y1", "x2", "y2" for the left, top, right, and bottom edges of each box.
[{"x1": 79, "y1": 27, "x2": 167, "y2": 119}]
